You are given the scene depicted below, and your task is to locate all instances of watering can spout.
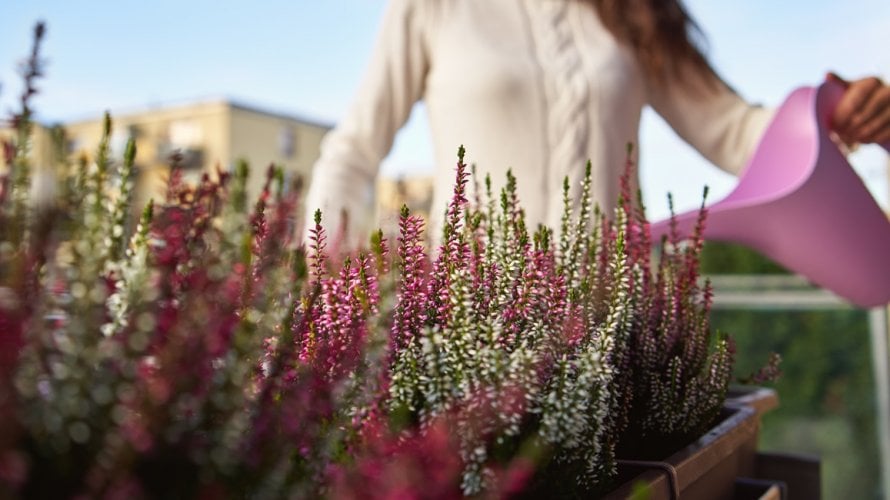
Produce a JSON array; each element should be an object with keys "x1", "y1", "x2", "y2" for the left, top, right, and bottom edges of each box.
[{"x1": 650, "y1": 80, "x2": 890, "y2": 308}]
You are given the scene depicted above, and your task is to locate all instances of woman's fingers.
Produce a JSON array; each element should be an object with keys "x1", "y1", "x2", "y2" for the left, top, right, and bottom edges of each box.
[
  {"x1": 829, "y1": 74, "x2": 890, "y2": 145},
  {"x1": 855, "y1": 91, "x2": 890, "y2": 142},
  {"x1": 866, "y1": 112, "x2": 890, "y2": 144},
  {"x1": 848, "y1": 82, "x2": 888, "y2": 124}
]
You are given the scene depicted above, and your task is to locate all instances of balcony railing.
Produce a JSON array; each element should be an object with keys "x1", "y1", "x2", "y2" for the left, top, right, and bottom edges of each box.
[{"x1": 708, "y1": 273, "x2": 890, "y2": 498}]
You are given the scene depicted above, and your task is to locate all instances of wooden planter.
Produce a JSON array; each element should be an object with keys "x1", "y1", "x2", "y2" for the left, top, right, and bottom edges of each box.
[
  {"x1": 605, "y1": 404, "x2": 761, "y2": 499},
  {"x1": 727, "y1": 386, "x2": 821, "y2": 499},
  {"x1": 604, "y1": 387, "x2": 821, "y2": 500},
  {"x1": 725, "y1": 386, "x2": 780, "y2": 417},
  {"x1": 751, "y1": 452, "x2": 820, "y2": 500}
]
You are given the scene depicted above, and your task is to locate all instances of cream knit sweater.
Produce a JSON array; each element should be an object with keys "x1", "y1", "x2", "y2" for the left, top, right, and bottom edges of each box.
[{"x1": 304, "y1": 0, "x2": 773, "y2": 245}]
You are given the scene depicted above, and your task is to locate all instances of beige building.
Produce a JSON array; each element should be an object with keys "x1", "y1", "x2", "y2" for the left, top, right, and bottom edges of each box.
[
  {"x1": 0, "y1": 122, "x2": 57, "y2": 172},
  {"x1": 58, "y1": 99, "x2": 331, "y2": 205},
  {"x1": 375, "y1": 174, "x2": 435, "y2": 238},
  {"x1": 2, "y1": 100, "x2": 441, "y2": 241}
]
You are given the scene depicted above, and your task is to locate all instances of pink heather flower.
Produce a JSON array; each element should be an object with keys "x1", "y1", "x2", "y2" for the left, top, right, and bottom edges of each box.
[
  {"x1": 328, "y1": 418, "x2": 464, "y2": 500},
  {"x1": 427, "y1": 148, "x2": 472, "y2": 327},
  {"x1": 311, "y1": 255, "x2": 376, "y2": 382},
  {"x1": 392, "y1": 207, "x2": 428, "y2": 351},
  {"x1": 371, "y1": 228, "x2": 390, "y2": 277},
  {"x1": 356, "y1": 252, "x2": 380, "y2": 316},
  {"x1": 309, "y1": 209, "x2": 328, "y2": 289}
]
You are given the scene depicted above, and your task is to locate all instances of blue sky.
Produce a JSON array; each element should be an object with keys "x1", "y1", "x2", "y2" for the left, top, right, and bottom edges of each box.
[{"x1": 2, "y1": 0, "x2": 889, "y2": 219}]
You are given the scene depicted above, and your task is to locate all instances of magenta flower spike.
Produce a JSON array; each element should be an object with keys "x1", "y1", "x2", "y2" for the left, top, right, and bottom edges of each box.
[{"x1": 392, "y1": 206, "x2": 428, "y2": 351}]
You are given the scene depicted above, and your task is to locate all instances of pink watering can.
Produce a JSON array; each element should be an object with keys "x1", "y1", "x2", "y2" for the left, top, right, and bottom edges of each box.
[{"x1": 650, "y1": 79, "x2": 890, "y2": 308}]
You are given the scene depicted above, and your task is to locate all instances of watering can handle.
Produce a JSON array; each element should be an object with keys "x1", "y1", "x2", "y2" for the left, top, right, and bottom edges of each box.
[{"x1": 821, "y1": 78, "x2": 890, "y2": 153}]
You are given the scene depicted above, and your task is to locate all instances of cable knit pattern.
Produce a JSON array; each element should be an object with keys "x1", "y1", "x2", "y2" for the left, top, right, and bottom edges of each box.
[{"x1": 523, "y1": 0, "x2": 591, "y2": 213}]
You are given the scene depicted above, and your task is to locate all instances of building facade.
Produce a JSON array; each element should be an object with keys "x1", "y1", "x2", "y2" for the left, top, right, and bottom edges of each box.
[
  {"x1": 60, "y1": 100, "x2": 331, "y2": 205},
  {"x1": 2, "y1": 100, "x2": 440, "y2": 241}
]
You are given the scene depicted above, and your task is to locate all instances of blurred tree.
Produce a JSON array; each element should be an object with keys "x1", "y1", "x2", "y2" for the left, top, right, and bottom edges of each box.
[{"x1": 699, "y1": 241, "x2": 788, "y2": 275}]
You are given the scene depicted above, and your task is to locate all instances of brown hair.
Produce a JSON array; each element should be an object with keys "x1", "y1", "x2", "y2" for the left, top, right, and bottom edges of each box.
[{"x1": 590, "y1": 0, "x2": 721, "y2": 90}]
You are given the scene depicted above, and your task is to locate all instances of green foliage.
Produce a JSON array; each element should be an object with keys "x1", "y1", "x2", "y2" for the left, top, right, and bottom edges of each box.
[
  {"x1": 717, "y1": 309, "x2": 880, "y2": 498},
  {"x1": 704, "y1": 239, "x2": 879, "y2": 496},
  {"x1": 699, "y1": 242, "x2": 788, "y2": 275}
]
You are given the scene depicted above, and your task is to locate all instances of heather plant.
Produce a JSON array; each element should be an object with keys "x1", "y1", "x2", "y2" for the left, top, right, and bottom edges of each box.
[
  {"x1": 381, "y1": 145, "x2": 739, "y2": 495},
  {"x1": 0, "y1": 25, "x2": 374, "y2": 498},
  {"x1": 386, "y1": 151, "x2": 622, "y2": 495},
  {"x1": 608, "y1": 162, "x2": 735, "y2": 457},
  {"x1": 0, "y1": 22, "x2": 758, "y2": 499}
]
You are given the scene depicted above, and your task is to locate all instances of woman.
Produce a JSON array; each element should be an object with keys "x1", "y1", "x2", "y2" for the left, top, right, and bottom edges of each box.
[{"x1": 305, "y1": 0, "x2": 890, "y2": 246}]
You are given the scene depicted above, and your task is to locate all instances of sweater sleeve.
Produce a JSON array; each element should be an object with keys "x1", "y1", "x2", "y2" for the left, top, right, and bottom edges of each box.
[
  {"x1": 646, "y1": 75, "x2": 774, "y2": 176},
  {"x1": 303, "y1": 0, "x2": 429, "y2": 247}
]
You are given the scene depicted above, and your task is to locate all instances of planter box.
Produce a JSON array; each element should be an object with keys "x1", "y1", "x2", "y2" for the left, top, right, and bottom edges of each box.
[
  {"x1": 734, "y1": 477, "x2": 785, "y2": 499},
  {"x1": 605, "y1": 387, "x2": 821, "y2": 500},
  {"x1": 605, "y1": 404, "x2": 760, "y2": 500},
  {"x1": 725, "y1": 386, "x2": 780, "y2": 418},
  {"x1": 752, "y1": 452, "x2": 820, "y2": 500},
  {"x1": 604, "y1": 387, "x2": 820, "y2": 500},
  {"x1": 728, "y1": 386, "x2": 820, "y2": 500}
]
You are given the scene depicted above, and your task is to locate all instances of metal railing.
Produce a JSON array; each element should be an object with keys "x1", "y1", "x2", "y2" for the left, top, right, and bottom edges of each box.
[{"x1": 708, "y1": 274, "x2": 890, "y2": 497}]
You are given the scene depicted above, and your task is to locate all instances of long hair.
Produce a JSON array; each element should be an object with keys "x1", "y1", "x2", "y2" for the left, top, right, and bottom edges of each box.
[{"x1": 590, "y1": 0, "x2": 721, "y2": 90}]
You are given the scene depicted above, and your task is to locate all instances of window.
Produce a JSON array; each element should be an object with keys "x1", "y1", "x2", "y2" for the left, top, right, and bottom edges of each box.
[{"x1": 279, "y1": 125, "x2": 296, "y2": 158}]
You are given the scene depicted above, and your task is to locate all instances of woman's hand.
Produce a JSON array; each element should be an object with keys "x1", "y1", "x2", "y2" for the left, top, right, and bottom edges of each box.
[{"x1": 828, "y1": 72, "x2": 890, "y2": 146}]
